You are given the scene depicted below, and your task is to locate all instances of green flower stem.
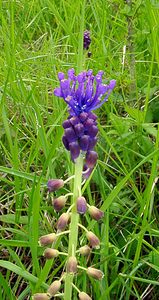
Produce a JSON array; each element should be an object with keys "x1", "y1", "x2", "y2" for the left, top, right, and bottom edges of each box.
[{"x1": 64, "y1": 154, "x2": 83, "y2": 300}]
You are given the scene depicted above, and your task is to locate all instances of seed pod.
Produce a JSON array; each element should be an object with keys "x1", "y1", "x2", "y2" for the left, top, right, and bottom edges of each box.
[
  {"x1": 43, "y1": 248, "x2": 59, "y2": 259},
  {"x1": 53, "y1": 196, "x2": 67, "y2": 212},
  {"x1": 32, "y1": 293, "x2": 49, "y2": 300},
  {"x1": 86, "y1": 151, "x2": 98, "y2": 168},
  {"x1": 77, "y1": 196, "x2": 87, "y2": 215},
  {"x1": 47, "y1": 280, "x2": 61, "y2": 296},
  {"x1": 87, "y1": 267, "x2": 104, "y2": 280},
  {"x1": 88, "y1": 206, "x2": 104, "y2": 221},
  {"x1": 79, "y1": 245, "x2": 91, "y2": 256},
  {"x1": 86, "y1": 231, "x2": 100, "y2": 248},
  {"x1": 39, "y1": 233, "x2": 57, "y2": 246},
  {"x1": 78, "y1": 291, "x2": 92, "y2": 300},
  {"x1": 66, "y1": 256, "x2": 77, "y2": 273},
  {"x1": 57, "y1": 213, "x2": 70, "y2": 231},
  {"x1": 47, "y1": 179, "x2": 64, "y2": 192}
]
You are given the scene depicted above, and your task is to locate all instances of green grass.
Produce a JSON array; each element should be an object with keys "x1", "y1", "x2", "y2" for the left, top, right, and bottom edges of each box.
[{"x1": 0, "y1": 0, "x2": 159, "y2": 299}]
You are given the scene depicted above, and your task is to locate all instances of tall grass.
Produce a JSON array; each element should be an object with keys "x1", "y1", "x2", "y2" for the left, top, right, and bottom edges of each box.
[{"x1": 0, "y1": 0, "x2": 159, "y2": 299}]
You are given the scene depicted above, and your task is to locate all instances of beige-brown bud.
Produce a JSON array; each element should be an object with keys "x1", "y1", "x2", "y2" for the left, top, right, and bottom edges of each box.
[
  {"x1": 66, "y1": 256, "x2": 77, "y2": 273},
  {"x1": 88, "y1": 206, "x2": 104, "y2": 221},
  {"x1": 87, "y1": 267, "x2": 104, "y2": 280},
  {"x1": 57, "y1": 213, "x2": 70, "y2": 231},
  {"x1": 79, "y1": 245, "x2": 91, "y2": 256},
  {"x1": 53, "y1": 196, "x2": 67, "y2": 212},
  {"x1": 86, "y1": 231, "x2": 100, "y2": 248},
  {"x1": 78, "y1": 291, "x2": 92, "y2": 300},
  {"x1": 32, "y1": 293, "x2": 50, "y2": 300},
  {"x1": 39, "y1": 233, "x2": 57, "y2": 246},
  {"x1": 47, "y1": 280, "x2": 61, "y2": 296},
  {"x1": 43, "y1": 248, "x2": 59, "y2": 259}
]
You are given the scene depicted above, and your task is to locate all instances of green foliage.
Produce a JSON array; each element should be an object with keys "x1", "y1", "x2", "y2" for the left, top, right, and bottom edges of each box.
[{"x1": 0, "y1": 0, "x2": 159, "y2": 299}]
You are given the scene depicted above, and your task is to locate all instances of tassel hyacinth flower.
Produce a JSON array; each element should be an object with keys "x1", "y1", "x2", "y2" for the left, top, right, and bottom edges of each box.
[{"x1": 34, "y1": 70, "x2": 115, "y2": 300}]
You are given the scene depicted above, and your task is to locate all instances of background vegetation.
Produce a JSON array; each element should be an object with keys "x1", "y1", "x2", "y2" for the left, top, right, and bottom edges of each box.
[{"x1": 0, "y1": 0, "x2": 159, "y2": 299}]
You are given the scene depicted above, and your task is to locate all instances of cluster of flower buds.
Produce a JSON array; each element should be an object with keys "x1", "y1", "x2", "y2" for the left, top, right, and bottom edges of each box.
[{"x1": 62, "y1": 112, "x2": 98, "y2": 164}]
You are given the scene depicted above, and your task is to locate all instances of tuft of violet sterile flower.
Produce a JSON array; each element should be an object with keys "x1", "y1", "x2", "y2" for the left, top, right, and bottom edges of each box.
[
  {"x1": 78, "y1": 291, "x2": 92, "y2": 300},
  {"x1": 83, "y1": 30, "x2": 91, "y2": 50},
  {"x1": 54, "y1": 69, "x2": 116, "y2": 162},
  {"x1": 77, "y1": 196, "x2": 87, "y2": 214},
  {"x1": 47, "y1": 179, "x2": 64, "y2": 192}
]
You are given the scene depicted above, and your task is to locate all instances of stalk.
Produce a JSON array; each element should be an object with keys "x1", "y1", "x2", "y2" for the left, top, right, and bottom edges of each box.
[{"x1": 64, "y1": 154, "x2": 83, "y2": 300}]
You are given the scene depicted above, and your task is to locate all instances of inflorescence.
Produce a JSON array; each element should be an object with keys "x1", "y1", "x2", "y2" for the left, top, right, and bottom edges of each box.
[
  {"x1": 33, "y1": 70, "x2": 116, "y2": 300},
  {"x1": 54, "y1": 69, "x2": 116, "y2": 169}
]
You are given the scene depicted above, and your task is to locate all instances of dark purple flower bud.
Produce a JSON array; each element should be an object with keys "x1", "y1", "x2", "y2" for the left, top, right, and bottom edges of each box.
[
  {"x1": 66, "y1": 256, "x2": 77, "y2": 273},
  {"x1": 79, "y1": 112, "x2": 88, "y2": 122},
  {"x1": 47, "y1": 179, "x2": 64, "y2": 192},
  {"x1": 88, "y1": 112, "x2": 98, "y2": 121},
  {"x1": 79, "y1": 135, "x2": 89, "y2": 151},
  {"x1": 62, "y1": 119, "x2": 71, "y2": 129},
  {"x1": 84, "y1": 118, "x2": 94, "y2": 130},
  {"x1": 83, "y1": 30, "x2": 91, "y2": 50},
  {"x1": 78, "y1": 292, "x2": 92, "y2": 300},
  {"x1": 39, "y1": 233, "x2": 57, "y2": 246},
  {"x1": 57, "y1": 213, "x2": 70, "y2": 231},
  {"x1": 88, "y1": 206, "x2": 104, "y2": 220},
  {"x1": 74, "y1": 123, "x2": 84, "y2": 137},
  {"x1": 47, "y1": 280, "x2": 61, "y2": 296},
  {"x1": 87, "y1": 125, "x2": 98, "y2": 138},
  {"x1": 65, "y1": 127, "x2": 77, "y2": 142},
  {"x1": 79, "y1": 245, "x2": 91, "y2": 256},
  {"x1": 62, "y1": 135, "x2": 70, "y2": 150},
  {"x1": 88, "y1": 137, "x2": 97, "y2": 150},
  {"x1": 32, "y1": 293, "x2": 49, "y2": 300},
  {"x1": 86, "y1": 231, "x2": 100, "y2": 248},
  {"x1": 69, "y1": 116, "x2": 80, "y2": 126},
  {"x1": 53, "y1": 196, "x2": 67, "y2": 212},
  {"x1": 87, "y1": 267, "x2": 104, "y2": 280},
  {"x1": 43, "y1": 248, "x2": 59, "y2": 259},
  {"x1": 69, "y1": 141, "x2": 80, "y2": 160},
  {"x1": 77, "y1": 196, "x2": 87, "y2": 214},
  {"x1": 86, "y1": 151, "x2": 98, "y2": 168}
]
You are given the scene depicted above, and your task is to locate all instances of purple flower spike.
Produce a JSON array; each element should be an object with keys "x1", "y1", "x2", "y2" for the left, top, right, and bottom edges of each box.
[{"x1": 54, "y1": 70, "x2": 116, "y2": 162}]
